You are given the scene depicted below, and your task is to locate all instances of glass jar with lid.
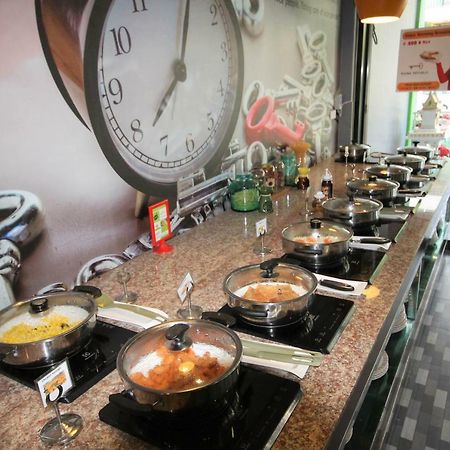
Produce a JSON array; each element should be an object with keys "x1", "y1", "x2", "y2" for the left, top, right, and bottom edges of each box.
[{"x1": 229, "y1": 173, "x2": 260, "y2": 212}]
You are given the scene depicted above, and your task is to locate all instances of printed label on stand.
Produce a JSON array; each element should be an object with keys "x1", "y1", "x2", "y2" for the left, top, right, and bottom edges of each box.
[
  {"x1": 35, "y1": 359, "x2": 74, "y2": 407},
  {"x1": 256, "y1": 218, "x2": 268, "y2": 237},
  {"x1": 177, "y1": 273, "x2": 194, "y2": 304},
  {"x1": 148, "y1": 199, "x2": 172, "y2": 245}
]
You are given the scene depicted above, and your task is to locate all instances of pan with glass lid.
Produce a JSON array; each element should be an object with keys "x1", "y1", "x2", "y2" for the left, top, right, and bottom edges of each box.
[
  {"x1": 322, "y1": 195, "x2": 383, "y2": 228},
  {"x1": 0, "y1": 291, "x2": 97, "y2": 367},
  {"x1": 397, "y1": 142, "x2": 435, "y2": 161},
  {"x1": 223, "y1": 259, "x2": 317, "y2": 326},
  {"x1": 365, "y1": 164, "x2": 413, "y2": 186},
  {"x1": 114, "y1": 320, "x2": 242, "y2": 415},
  {"x1": 384, "y1": 152, "x2": 426, "y2": 174},
  {"x1": 346, "y1": 176, "x2": 400, "y2": 206},
  {"x1": 281, "y1": 218, "x2": 353, "y2": 266}
]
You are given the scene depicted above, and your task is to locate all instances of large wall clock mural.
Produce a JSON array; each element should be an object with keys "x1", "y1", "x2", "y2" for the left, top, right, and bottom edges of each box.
[{"x1": 36, "y1": 0, "x2": 244, "y2": 195}]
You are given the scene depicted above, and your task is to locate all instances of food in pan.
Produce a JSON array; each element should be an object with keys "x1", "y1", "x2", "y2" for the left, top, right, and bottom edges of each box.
[
  {"x1": 234, "y1": 282, "x2": 307, "y2": 303},
  {"x1": 293, "y1": 235, "x2": 338, "y2": 244},
  {"x1": 129, "y1": 343, "x2": 233, "y2": 391},
  {"x1": 0, "y1": 305, "x2": 88, "y2": 344}
]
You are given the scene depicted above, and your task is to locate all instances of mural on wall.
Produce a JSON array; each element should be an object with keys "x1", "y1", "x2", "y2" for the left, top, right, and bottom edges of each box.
[
  {"x1": 39, "y1": 0, "x2": 340, "y2": 196},
  {"x1": 0, "y1": 0, "x2": 339, "y2": 301},
  {"x1": 230, "y1": 0, "x2": 338, "y2": 172}
]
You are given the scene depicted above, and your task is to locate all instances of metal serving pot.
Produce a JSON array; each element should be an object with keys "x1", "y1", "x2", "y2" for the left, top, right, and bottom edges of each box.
[
  {"x1": 115, "y1": 320, "x2": 241, "y2": 415},
  {"x1": 281, "y1": 218, "x2": 353, "y2": 266},
  {"x1": 322, "y1": 195, "x2": 383, "y2": 228},
  {"x1": 365, "y1": 164, "x2": 412, "y2": 186},
  {"x1": 384, "y1": 152, "x2": 426, "y2": 174},
  {"x1": 223, "y1": 259, "x2": 317, "y2": 326},
  {"x1": 347, "y1": 176, "x2": 400, "y2": 206},
  {"x1": 397, "y1": 143, "x2": 435, "y2": 161},
  {"x1": 338, "y1": 142, "x2": 371, "y2": 163},
  {"x1": 0, "y1": 291, "x2": 97, "y2": 367}
]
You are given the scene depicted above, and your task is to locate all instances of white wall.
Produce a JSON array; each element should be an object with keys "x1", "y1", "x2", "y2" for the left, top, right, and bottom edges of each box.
[{"x1": 365, "y1": 0, "x2": 418, "y2": 153}]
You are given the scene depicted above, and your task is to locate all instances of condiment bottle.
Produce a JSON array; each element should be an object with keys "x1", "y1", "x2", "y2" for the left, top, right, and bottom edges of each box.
[
  {"x1": 296, "y1": 166, "x2": 310, "y2": 215},
  {"x1": 258, "y1": 186, "x2": 273, "y2": 213},
  {"x1": 312, "y1": 191, "x2": 326, "y2": 212},
  {"x1": 281, "y1": 150, "x2": 297, "y2": 186},
  {"x1": 296, "y1": 166, "x2": 310, "y2": 190},
  {"x1": 273, "y1": 158, "x2": 285, "y2": 191},
  {"x1": 321, "y1": 168, "x2": 333, "y2": 199}
]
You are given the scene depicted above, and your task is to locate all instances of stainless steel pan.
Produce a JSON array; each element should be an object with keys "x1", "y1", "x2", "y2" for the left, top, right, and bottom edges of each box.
[
  {"x1": 0, "y1": 291, "x2": 96, "y2": 367},
  {"x1": 322, "y1": 196, "x2": 383, "y2": 228},
  {"x1": 281, "y1": 219, "x2": 353, "y2": 266}
]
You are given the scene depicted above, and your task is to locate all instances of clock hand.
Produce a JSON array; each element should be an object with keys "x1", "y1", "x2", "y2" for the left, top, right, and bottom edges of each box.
[
  {"x1": 152, "y1": 76, "x2": 177, "y2": 127},
  {"x1": 152, "y1": 61, "x2": 187, "y2": 127},
  {"x1": 180, "y1": 0, "x2": 190, "y2": 63},
  {"x1": 153, "y1": 0, "x2": 190, "y2": 127}
]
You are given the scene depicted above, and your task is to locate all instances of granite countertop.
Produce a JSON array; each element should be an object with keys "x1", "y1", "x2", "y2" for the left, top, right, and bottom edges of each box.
[{"x1": 1, "y1": 157, "x2": 449, "y2": 450}]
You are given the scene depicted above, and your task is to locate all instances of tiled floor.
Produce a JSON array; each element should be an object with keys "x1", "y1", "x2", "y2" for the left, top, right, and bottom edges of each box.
[{"x1": 382, "y1": 251, "x2": 450, "y2": 450}]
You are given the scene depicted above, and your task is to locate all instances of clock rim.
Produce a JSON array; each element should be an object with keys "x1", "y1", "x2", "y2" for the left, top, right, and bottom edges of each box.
[
  {"x1": 34, "y1": 0, "x2": 89, "y2": 130},
  {"x1": 83, "y1": 0, "x2": 244, "y2": 195}
]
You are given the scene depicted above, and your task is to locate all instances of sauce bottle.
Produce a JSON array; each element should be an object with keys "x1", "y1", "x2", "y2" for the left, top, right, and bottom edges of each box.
[
  {"x1": 297, "y1": 166, "x2": 310, "y2": 190},
  {"x1": 312, "y1": 191, "x2": 326, "y2": 212},
  {"x1": 321, "y1": 168, "x2": 333, "y2": 199},
  {"x1": 297, "y1": 166, "x2": 310, "y2": 215}
]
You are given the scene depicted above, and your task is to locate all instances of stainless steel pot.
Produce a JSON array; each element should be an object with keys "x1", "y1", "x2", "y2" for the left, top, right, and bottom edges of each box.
[
  {"x1": 0, "y1": 291, "x2": 97, "y2": 367},
  {"x1": 116, "y1": 320, "x2": 241, "y2": 415},
  {"x1": 347, "y1": 176, "x2": 400, "y2": 206},
  {"x1": 281, "y1": 219, "x2": 353, "y2": 266},
  {"x1": 322, "y1": 196, "x2": 383, "y2": 228},
  {"x1": 338, "y1": 142, "x2": 371, "y2": 163},
  {"x1": 397, "y1": 143, "x2": 435, "y2": 160},
  {"x1": 365, "y1": 164, "x2": 412, "y2": 186},
  {"x1": 384, "y1": 152, "x2": 426, "y2": 174},
  {"x1": 223, "y1": 259, "x2": 317, "y2": 326}
]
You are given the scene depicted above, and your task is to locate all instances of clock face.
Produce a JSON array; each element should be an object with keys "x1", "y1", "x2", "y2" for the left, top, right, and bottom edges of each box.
[{"x1": 84, "y1": 0, "x2": 243, "y2": 193}]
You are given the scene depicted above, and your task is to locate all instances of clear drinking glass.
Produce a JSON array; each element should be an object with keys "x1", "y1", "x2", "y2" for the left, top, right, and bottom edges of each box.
[{"x1": 115, "y1": 270, "x2": 138, "y2": 303}]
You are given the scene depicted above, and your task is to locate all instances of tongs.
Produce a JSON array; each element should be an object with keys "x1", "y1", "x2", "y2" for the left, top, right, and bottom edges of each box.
[
  {"x1": 73, "y1": 285, "x2": 167, "y2": 323},
  {"x1": 240, "y1": 338, "x2": 325, "y2": 366}
]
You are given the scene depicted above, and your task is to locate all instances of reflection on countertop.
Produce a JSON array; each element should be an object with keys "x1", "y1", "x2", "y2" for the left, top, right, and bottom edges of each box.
[{"x1": 0, "y1": 157, "x2": 449, "y2": 450}]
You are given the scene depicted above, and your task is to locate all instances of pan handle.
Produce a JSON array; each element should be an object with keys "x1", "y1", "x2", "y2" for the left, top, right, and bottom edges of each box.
[
  {"x1": 73, "y1": 284, "x2": 102, "y2": 298},
  {"x1": 230, "y1": 306, "x2": 268, "y2": 318},
  {"x1": 293, "y1": 247, "x2": 323, "y2": 255},
  {"x1": 357, "y1": 237, "x2": 391, "y2": 244},
  {"x1": 109, "y1": 391, "x2": 160, "y2": 416},
  {"x1": 319, "y1": 279, "x2": 355, "y2": 292},
  {"x1": 0, "y1": 347, "x2": 16, "y2": 363}
]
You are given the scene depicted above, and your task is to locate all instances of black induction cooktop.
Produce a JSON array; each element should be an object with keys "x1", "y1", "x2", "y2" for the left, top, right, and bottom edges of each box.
[
  {"x1": 0, "y1": 321, "x2": 135, "y2": 403},
  {"x1": 219, "y1": 294, "x2": 355, "y2": 354},
  {"x1": 281, "y1": 247, "x2": 385, "y2": 283},
  {"x1": 99, "y1": 364, "x2": 301, "y2": 450}
]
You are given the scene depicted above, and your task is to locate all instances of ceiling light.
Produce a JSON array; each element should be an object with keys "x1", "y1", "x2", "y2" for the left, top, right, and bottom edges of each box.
[{"x1": 354, "y1": 0, "x2": 408, "y2": 24}]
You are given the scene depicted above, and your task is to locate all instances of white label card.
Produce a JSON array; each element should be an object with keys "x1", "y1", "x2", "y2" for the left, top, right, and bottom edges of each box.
[
  {"x1": 35, "y1": 359, "x2": 74, "y2": 407},
  {"x1": 256, "y1": 218, "x2": 268, "y2": 237},
  {"x1": 177, "y1": 272, "x2": 194, "y2": 304}
]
